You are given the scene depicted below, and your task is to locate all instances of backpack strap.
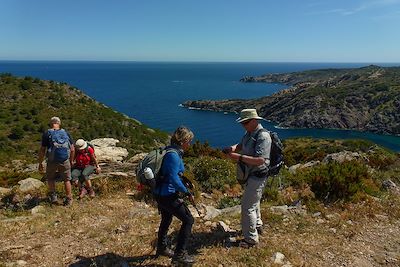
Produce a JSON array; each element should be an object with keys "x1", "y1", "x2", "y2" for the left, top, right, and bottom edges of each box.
[
  {"x1": 156, "y1": 147, "x2": 179, "y2": 195},
  {"x1": 253, "y1": 128, "x2": 270, "y2": 160}
]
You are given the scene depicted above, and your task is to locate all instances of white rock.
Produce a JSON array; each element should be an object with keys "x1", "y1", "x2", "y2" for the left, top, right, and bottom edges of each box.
[
  {"x1": 204, "y1": 206, "x2": 221, "y2": 220},
  {"x1": 289, "y1": 161, "x2": 320, "y2": 174},
  {"x1": 217, "y1": 221, "x2": 231, "y2": 233},
  {"x1": 271, "y1": 252, "x2": 286, "y2": 265},
  {"x1": 127, "y1": 153, "x2": 147, "y2": 163},
  {"x1": 0, "y1": 187, "x2": 11, "y2": 196},
  {"x1": 203, "y1": 205, "x2": 241, "y2": 220},
  {"x1": 31, "y1": 205, "x2": 45, "y2": 215},
  {"x1": 188, "y1": 206, "x2": 201, "y2": 218},
  {"x1": 18, "y1": 178, "x2": 45, "y2": 192},
  {"x1": 323, "y1": 151, "x2": 365, "y2": 163},
  {"x1": 107, "y1": 172, "x2": 129, "y2": 178},
  {"x1": 90, "y1": 138, "x2": 129, "y2": 162}
]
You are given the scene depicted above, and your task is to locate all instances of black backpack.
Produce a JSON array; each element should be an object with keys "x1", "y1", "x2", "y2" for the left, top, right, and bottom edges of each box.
[{"x1": 255, "y1": 128, "x2": 284, "y2": 176}]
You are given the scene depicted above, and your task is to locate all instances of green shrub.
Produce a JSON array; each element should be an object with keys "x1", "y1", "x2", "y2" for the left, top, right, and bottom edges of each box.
[
  {"x1": 8, "y1": 127, "x2": 24, "y2": 140},
  {"x1": 286, "y1": 160, "x2": 380, "y2": 202},
  {"x1": 192, "y1": 156, "x2": 236, "y2": 193},
  {"x1": 218, "y1": 196, "x2": 241, "y2": 209}
]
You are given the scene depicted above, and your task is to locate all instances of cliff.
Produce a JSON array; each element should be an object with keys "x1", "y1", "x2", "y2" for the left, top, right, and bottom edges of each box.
[{"x1": 183, "y1": 65, "x2": 400, "y2": 135}]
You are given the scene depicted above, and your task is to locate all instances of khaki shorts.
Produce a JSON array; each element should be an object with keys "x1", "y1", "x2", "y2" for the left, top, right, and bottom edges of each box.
[{"x1": 46, "y1": 160, "x2": 72, "y2": 181}]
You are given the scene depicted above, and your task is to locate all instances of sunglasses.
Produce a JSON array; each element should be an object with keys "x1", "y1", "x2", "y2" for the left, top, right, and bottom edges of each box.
[{"x1": 241, "y1": 119, "x2": 252, "y2": 125}]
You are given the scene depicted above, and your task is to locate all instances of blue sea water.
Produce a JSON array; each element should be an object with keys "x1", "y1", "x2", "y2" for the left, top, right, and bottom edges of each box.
[{"x1": 1, "y1": 61, "x2": 400, "y2": 151}]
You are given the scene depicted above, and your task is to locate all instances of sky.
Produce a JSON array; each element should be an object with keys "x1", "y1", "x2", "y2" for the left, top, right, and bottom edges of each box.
[{"x1": 1, "y1": 0, "x2": 400, "y2": 62}]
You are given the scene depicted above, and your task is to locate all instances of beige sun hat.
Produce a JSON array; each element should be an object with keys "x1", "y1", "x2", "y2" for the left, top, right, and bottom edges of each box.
[
  {"x1": 75, "y1": 139, "x2": 88, "y2": 150},
  {"x1": 236, "y1": 109, "x2": 265, "y2": 123}
]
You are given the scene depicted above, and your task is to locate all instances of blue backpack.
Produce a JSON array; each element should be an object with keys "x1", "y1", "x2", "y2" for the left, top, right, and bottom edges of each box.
[{"x1": 47, "y1": 129, "x2": 71, "y2": 163}]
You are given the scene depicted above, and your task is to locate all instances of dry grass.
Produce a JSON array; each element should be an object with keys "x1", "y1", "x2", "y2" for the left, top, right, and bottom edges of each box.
[{"x1": 1, "y1": 177, "x2": 400, "y2": 267}]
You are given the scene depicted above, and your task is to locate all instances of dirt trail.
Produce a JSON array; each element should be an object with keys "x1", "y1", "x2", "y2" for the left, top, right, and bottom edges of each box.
[{"x1": 1, "y1": 191, "x2": 399, "y2": 267}]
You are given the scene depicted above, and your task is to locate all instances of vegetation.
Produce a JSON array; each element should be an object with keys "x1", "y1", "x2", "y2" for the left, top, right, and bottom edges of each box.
[
  {"x1": 0, "y1": 74, "x2": 169, "y2": 165},
  {"x1": 180, "y1": 138, "x2": 400, "y2": 206}
]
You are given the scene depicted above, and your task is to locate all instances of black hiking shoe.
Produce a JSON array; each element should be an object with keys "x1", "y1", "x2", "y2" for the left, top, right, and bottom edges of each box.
[
  {"x1": 156, "y1": 246, "x2": 174, "y2": 257},
  {"x1": 172, "y1": 251, "x2": 195, "y2": 266},
  {"x1": 236, "y1": 239, "x2": 257, "y2": 249},
  {"x1": 63, "y1": 197, "x2": 73, "y2": 206},
  {"x1": 49, "y1": 192, "x2": 58, "y2": 204}
]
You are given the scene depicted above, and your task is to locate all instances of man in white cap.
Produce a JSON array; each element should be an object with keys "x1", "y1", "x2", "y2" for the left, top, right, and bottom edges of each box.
[
  {"x1": 38, "y1": 117, "x2": 75, "y2": 206},
  {"x1": 223, "y1": 108, "x2": 271, "y2": 248}
]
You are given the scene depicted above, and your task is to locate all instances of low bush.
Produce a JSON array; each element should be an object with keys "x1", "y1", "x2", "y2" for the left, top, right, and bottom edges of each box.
[
  {"x1": 286, "y1": 160, "x2": 380, "y2": 202},
  {"x1": 191, "y1": 156, "x2": 237, "y2": 193},
  {"x1": 217, "y1": 196, "x2": 241, "y2": 209}
]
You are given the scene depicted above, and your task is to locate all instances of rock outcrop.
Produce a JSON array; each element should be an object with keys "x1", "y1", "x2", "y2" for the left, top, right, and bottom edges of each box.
[
  {"x1": 183, "y1": 65, "x2": 400, "y2": 135},
  {"x1": 90, "y1": 138, "x2": 129, "y2": 162}
]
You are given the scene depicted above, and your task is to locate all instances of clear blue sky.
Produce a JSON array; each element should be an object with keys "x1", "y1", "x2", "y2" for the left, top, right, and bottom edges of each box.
[{"x1": 1, "y1": 0, "x2": 400, "y2": 62}]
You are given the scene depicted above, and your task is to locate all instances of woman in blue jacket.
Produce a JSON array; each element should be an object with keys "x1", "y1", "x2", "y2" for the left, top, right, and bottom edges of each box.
[{"x1": 155, "y1": 126, "x2": 195, "y2": 266}]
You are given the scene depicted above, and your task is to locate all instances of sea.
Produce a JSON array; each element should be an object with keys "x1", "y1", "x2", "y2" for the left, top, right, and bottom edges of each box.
[{"x1": 1, "y1": 61, "x2": 400, "y2": 151}]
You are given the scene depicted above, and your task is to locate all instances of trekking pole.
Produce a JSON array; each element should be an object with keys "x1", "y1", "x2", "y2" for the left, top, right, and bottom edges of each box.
[{"x1": 179, "y1": 173, "x2": 202, "y2": 216}]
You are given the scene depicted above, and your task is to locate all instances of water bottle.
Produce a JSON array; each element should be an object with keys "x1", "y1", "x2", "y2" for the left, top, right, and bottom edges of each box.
[{"x1": 144, "y1": 167, "x2": 154, "y2": 180}]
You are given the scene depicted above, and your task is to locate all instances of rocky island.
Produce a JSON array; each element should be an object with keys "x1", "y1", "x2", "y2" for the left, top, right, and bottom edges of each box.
[{"x1": 183, "y1": 65, "x2": 400, "y2": 135}]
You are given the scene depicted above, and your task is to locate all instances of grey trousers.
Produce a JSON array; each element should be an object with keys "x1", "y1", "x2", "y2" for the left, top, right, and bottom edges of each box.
[{"x1": 241, "y1": 175, "x2": 267, "y2": 244}]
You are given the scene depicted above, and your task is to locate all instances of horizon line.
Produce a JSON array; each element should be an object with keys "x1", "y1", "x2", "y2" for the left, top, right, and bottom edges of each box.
[{"x1": 1, "y1": 59, "x2": 400, "y2": 64}]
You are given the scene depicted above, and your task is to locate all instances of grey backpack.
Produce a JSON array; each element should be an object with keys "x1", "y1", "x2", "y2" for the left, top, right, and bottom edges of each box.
[{"x1": 136, "y1": 147, "x2": 177, "y2": 190}]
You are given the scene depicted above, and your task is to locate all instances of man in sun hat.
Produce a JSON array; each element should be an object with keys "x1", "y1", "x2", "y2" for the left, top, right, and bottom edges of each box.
[
  {"x1": 72, "y1": 139, "x2": 101, "y2": 199},
  {"x1": 223, "y1": 108, "x2": 272, "y2": 248},
  {"x1": 38, "y1": 116, "x2": 75, "y2": 206}
]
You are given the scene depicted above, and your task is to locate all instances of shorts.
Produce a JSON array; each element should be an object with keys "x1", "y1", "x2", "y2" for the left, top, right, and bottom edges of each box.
[
  {"x1": 46, "y1": 160, "x2": 72, "y2": 181},
  {"x1": 71, "y1": 165, "x2": 96, "y2": 183}
]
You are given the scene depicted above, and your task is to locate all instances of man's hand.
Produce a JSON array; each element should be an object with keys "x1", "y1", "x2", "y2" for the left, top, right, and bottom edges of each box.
[
  {"x1": 188, "y1": 193, "x2": 195, "y2": 206},
  {"x1": 222, "y1": 147, "x2": 232, "y2": 154}
]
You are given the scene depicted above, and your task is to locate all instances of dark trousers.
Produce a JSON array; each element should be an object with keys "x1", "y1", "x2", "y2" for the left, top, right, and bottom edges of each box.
[{"x1": 156, "y1": 194, "x2": 194, "y2": 254}]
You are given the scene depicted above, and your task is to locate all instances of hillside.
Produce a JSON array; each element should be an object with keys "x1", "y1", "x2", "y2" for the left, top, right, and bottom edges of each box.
[
  {"x1": 183, "y1": 65, "x2": 400, "y2": 135},
  {"x1": 0, "y1": 73, "x2": 169, "y2": 165},
  {"x1": 1, "y1": 139, "x2": 400, "y2": 266}
]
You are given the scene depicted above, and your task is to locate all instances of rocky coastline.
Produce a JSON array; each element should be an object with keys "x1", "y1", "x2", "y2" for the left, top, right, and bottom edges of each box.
[{"x1": 183, "y1": 65, "x2": 400, "y2": 135}]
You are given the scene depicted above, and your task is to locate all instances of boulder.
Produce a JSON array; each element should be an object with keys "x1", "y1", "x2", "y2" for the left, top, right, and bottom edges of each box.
[
  {"x1": 127, "y1": 153, "x2": 147, "y2": 163},
  {"x1": 18, "y1": 178, "x2": 45, "y2": 193},
  {"x1": 322, "y1": 151, "x2": 366, "y2": 163},
  {"x1": 288, "y1": 160, "x2": 320, "y2": 174},
  {"x1": 271, "y1": 252, "x2": 286, "y2": 265},
  {"x1": 0, "y1": 187, "x2": 12, "y2": 196},
  {"x1": 31, "y1": 205, "x2": 45, "y2": 215},
  {"x1": 90, "y1": 138, "x2": 129, "y2": 162},
  {"x1": 382, "y1": 179, "x2": 399, "y2": 194},
  {"x1": 203, "y1": 205, "x2": 241, "y2": 220}
]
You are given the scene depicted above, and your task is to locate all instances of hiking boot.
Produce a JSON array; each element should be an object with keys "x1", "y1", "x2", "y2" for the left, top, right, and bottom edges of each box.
[
  {"x1": 172, "y1": 251, "x2": 195, "y2": 266},
  {"x1": 88, "y1": 188, "x2": 95, "y2": 198},
  {"x1": 156, "y1": 246, "x2": 174, "y2": 257},
  {"x1": 78, "y1": 187, "x2": 88, "y2": 199},
  {"x1": 237, "y1": 239, "x2": 257, "y2": 249},
  {"x1": 63, "y1": 197, "x2": 73, "y2": 206},
  {"x1": 49, "y1": 192, "x2": 58, "y2": 204}
]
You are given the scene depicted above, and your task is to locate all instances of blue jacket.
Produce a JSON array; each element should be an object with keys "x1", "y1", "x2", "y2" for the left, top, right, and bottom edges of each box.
[{"x1": 155, "y1": 145, "x2": 189, "y2": 196}]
